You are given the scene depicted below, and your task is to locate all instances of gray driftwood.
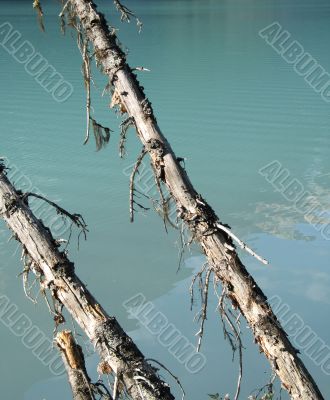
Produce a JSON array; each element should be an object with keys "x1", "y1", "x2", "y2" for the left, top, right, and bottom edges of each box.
[
  {"x1": 0, "y1": 168, "x2": 174, "y2": 400},
  {"x1": 68, "y1": 1, "x2": 325, "y2": 399}
]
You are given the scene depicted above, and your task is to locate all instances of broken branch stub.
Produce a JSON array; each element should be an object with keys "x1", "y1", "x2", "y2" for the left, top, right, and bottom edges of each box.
[
  {"x1": 67, "y1": 1, "x2": 325, "y2": 398},
  {"x1": 56, "y1": 330, "x2": 96, "y2": 400}
]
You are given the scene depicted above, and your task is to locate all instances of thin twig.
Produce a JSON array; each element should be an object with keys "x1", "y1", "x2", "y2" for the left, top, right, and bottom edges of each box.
[
  {"x1": 217, "y1": 286, "x2": 243, "y2": 400},
  {"x1": 189, "y1": 262, "x2": 208, "y2": 311},
  {"x1": 19, "y1": 253, "x2": 38, "y2": 304},
  {"x1": 113, "y1": 0, "x2": 142, "y2": 32},
  {"x1": 177, "y1": 222, "x2": 188, "y2": 272},
  {"x1": 32, "y1": 0, "x2": 45, "y2": 32},
  {"x1": 119, "y1": 116, "x2": 135, "y2": 158},
  {"x1": 113, "y1": 374, "x2": 119, "y2": 400},
  {"x1": 82, "y1": 39, "x2": 91, "y2": 145},
  {"x1": 59, "y1": 0, "x2": 71, "y2": 17},
  {"x1": 216, "y1": 223, "x2": 269, "y2": 265},
  {"x1": 93, "y1": 381, "x2": 113, "y2": 399},
  {"x1": 196, "y1": 268, "x2": 211, "y2": 352},
  {"x1": 250, "y1": 373, "x2": 277, "y2": 399},
  {"x1": 130, "y1": 147, "x2": 148, "y2": 222},
  {"x1": 23, "y1": 192, "x2": 88, "y2": 241},
  {"x1": 150, "y1": 162, "x2": 168, "y2": 233},
  {"x1": 132, "y1": 66, "x2": 150, "y2": 72},
  {"x1": 146, "y1": 358, "x2": 185, "y2": 400}
]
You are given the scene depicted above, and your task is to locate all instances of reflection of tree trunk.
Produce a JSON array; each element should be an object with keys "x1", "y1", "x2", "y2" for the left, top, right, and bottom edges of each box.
[
  {"x1": 56, "y1": 330, "x2": 97, "y2": 400},
  {"x1": 0, "y1": 170, "x2": 174, "y2": 400},
  {"x1": 69, "y1": 1, "x2": 325, "y2": 398}
]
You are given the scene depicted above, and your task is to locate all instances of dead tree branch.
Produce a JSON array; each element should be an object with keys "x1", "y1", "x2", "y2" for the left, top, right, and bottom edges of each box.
[
  {"x1": 113, "y1": 0, "x2": 142, "y2": 32},
  {"x1": 195, "y1": 268, "x2": 211, "y2": 352},
  {"x1": 22, "y1": 191, "x2": 88, "y2": 243},
  {"x1": 56, "y1": 330, "x2": 97, "y2": 400},
  {"x1": 119, "y1": 116, "x2": 135, "y2": 158},
  {"x1": 217, "y1": 288, "x2": 243, "y2": 400},
  {"x1": 65, "y1": 2, "x2": 325, "y2": 398},
  {"x1": 145, "y1": 359, "x2": 185, "y2": 400},
  {"x1": 216, "y1": 223, "x2": 268, "y2": 265},
  {"x1": 0, "y1": 167, "x2": 175, "y2": 400},
  {"x1": 82, "y1": 38, "x2": 92, "y2": 145},
  {"x1": 32, "y1": 0, "x2": 45, "y2": 31},
  {"x1": 129, "y1": 147, "x2": 149, "y2": 222}
]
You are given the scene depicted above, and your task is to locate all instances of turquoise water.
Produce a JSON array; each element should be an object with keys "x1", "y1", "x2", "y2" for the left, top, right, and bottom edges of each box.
[{"x1": 0, "y1": 0, "x2": 330, "y2": 398}]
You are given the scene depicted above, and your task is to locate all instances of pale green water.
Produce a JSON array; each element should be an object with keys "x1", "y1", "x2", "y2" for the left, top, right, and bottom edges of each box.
[{"x1": 0, "y1": 0, "x2": 330, "y2": 399}]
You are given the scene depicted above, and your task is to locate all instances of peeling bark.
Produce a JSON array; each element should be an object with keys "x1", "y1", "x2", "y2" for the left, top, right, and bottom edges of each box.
[
  {"x1": 67, "y1": 1, "x2": 325, "y2": 398},
  {"x1": 0, "y1": 170, "x2": 174, "y2": 400},
  {"x1": 56, "y1": 330, "x2": 96, "y2": 400}
]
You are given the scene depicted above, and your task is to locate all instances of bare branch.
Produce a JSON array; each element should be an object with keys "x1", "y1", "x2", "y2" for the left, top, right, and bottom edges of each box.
[
  {"x1": 113, "y1": 0, "x2": 142, "y2": 32},
  {"x1": 60, "y1": 1, "x2": 325, "y2": 398},
  {"x1": 22, "y1": 192, "x2": 88, "y2": 242},
  {"x1": 129, "y1": 147, "x2": 148, "y2": 222},
  {"x1": 217, "y1": 287, "x2": 243, "y2": 400},
  {"x1": 146, "y1": 358, "x2": 185, "y2": 400},
  {"x1": 216, "y1": 223, "x2": 269, "y2": 265},
  {"x1": 119, "y1": 116, "x2": 135, "y2": 158},
  {"x1": 82, "y1": 38, "x2": 92, "y2": 145},
  {"x1": 59, "y1": 0, "x2": 71, "y2": 18},
  {"x1": 196, "y1": 268, "x2": 211, "y2": 352},
  {"x1": 0, "y1": 167, "x2": 175, "y2": 400},
  {"x1": 32, "y1": 0, "x2": 45, "y2": 32}
]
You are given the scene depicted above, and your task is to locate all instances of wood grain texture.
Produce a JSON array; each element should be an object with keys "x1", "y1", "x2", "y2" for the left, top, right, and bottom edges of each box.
[
  {"x1": 68, "y1": 1, "x2": 325, "y2": 398},
  {"x1": 56, "y1": 330, "x2": 96, "y2": 400},
  {"x1": 0, "y1": 170, "x2": 174, "y2": 400}
]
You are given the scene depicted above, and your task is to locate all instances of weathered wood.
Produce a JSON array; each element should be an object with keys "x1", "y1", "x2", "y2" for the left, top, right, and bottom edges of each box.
[
  {"x1": 0, "y1": 168, "x2": 174, "y2": 400},
  {"x1": 56, "y1": 330, "x2": 96, "y2": 400},
  {"x1": 68, "y1": 1, "x2": 325, "y2": 398}
]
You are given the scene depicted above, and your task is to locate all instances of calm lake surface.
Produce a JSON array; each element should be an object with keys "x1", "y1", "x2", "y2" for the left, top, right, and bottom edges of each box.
[{"x1": 0, "y1": 0, "x2": 330, "y2": 399}]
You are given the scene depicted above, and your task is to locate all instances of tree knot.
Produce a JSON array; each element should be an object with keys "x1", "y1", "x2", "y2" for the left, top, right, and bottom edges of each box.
[
  {"x1": 3, "y1": 193, "x2": 19, "y2": 217},
  {"x1": 53, "y1": 260, "x2": 75, "y2": 278},
  {"x1": 141, "y1": 98, "x2": 154, "y2": 118}
]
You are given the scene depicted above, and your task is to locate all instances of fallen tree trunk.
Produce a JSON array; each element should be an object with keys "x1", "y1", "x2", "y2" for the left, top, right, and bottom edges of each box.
[
  {"x1": 56, "y1": 330, "x2": 98, "y2": 400},
  {"x1": 0, "y1": 167, "x2": 174, "y2": 400},
  {"x1": 67, "y1": 1, "x2": 325, "y2": 398}
]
